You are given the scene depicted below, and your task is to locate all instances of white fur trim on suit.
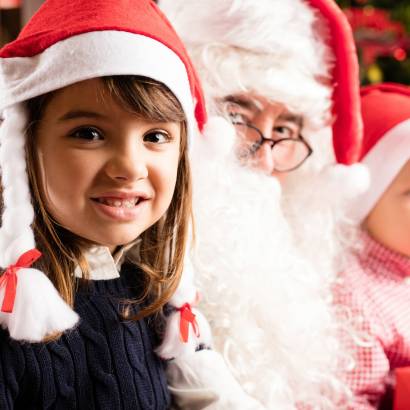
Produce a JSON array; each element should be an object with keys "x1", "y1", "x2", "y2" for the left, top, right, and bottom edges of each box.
[
  {"x1": 0, "y1": 104, "x2": 79, "y2": 341},
  {"x1": 0, "y1": 31, "x2": 196, "y2": 142},
  {"x1": 351, "y1": 119, "x2": 410, "y2": 222}
]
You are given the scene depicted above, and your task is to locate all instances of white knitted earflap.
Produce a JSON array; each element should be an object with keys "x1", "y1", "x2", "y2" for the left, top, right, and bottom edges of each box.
[
  {"x1": 156, "y1": 255, "x2": 213, "y2": 360},
  {"x1": 0, "y1": 104, "x2": 79, "y2": 341}
]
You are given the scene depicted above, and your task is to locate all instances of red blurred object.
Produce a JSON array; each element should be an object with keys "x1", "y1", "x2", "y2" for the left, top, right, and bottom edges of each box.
[
  {"x1": 344, "y1": 7, "x2": 410, "y2": 66},
  {"x1": 393, "y1": 48, "x2": 407, "y2": 62},
  {"x1": 394, "y1": 367, "x2": 410, "y2": 410},
  {"x1": 0, "y1": 0, "x2": 21, "y2": 9}
]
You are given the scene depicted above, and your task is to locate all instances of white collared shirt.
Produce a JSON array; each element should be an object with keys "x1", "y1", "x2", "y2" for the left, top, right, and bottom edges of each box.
[{"x1": 74, "y1": 240, "x2": 140, "y2": 280}]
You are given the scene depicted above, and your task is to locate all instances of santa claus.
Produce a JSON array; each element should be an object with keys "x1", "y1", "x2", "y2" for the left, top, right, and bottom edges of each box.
[{"x1": 158, "y1": 1, "x2": 368, "y2": 408}]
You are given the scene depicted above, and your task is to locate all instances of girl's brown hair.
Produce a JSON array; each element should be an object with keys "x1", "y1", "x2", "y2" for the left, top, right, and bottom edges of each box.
[{"x1": 25, "y1": 76, "x2": 191, "y2": 323}]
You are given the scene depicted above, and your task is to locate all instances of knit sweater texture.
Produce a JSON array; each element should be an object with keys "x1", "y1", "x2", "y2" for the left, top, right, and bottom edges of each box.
[{"x1": 0, "y1": 263, "x2": 170, "y2": 409}]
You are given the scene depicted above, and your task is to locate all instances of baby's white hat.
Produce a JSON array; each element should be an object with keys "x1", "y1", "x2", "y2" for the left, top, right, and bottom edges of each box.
[{"x1": 351, "y1": 83, "x2": 410, "y2": 222}]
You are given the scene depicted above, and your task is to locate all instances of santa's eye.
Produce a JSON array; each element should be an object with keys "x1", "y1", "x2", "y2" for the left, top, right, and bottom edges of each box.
[{"x1": 229, "y1": 112, "x2": 247, "y2": 123}]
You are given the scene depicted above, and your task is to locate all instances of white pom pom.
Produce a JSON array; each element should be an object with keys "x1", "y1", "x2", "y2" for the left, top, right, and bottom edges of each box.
[
  {"x1": 197, "y1": 116, "x2": 237, "y2": 159},
  {"x1": 320, "y1": 163, "x2": 370, "y2": 200},
  {"x1": 0, "y1": 268, "x2": 79, "y2": 341}
]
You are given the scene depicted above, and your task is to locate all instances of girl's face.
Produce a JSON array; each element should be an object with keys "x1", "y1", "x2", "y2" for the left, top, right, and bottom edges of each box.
[
  {"x1": 364, "y1": 159, "x2": 410, "y2": 257},
  {"x1": 35, "y1": 78, "x2": 181, "y2": 251}
]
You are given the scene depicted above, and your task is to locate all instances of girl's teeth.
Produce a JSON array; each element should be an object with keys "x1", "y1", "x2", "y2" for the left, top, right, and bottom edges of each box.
[{"x1": 99, "y1": 198, "x2": 138, "y2": 207}]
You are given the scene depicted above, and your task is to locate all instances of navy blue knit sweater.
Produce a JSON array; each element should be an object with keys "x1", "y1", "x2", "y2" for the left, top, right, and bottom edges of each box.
[{"x1": 0, "y1": 263, "x2": 170, "y2": 409}]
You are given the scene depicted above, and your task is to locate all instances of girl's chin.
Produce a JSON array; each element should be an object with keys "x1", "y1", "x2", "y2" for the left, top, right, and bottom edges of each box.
[{"x1": 75, "y1": 230, "x2": 143, "y2": 252}]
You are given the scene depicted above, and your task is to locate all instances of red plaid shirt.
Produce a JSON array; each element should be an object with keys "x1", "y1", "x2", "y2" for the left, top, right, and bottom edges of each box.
[{"x1": 335, "y1": 233, "x2": 410, "y2": 409}]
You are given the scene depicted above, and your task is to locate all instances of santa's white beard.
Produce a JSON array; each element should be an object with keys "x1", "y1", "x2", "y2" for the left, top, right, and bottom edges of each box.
[{"x1": 189, "y1": 117, "x2": 350, "y2": 409}]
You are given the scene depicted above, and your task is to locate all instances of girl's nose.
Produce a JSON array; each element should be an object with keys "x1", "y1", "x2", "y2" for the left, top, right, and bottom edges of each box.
[{"x1": 105, "y1": 143, "x2": 148, "y2": 182}]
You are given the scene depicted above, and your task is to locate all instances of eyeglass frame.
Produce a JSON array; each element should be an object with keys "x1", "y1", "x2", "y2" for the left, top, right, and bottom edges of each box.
[{"x1": 230, "y1": 119, "x2": 314, "y2": 172}]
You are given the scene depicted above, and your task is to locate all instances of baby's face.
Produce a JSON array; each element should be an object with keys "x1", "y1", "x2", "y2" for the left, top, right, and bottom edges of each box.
[{"x1": 364, "y1": 159, "x2": 410, "y2": 257}]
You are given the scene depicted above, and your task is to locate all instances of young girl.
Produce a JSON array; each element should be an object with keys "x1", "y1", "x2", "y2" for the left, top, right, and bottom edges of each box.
[
  {"x1": 0, "y1": 0, "x2": 209, "y2": 408},
  {"x1": 337, "y1": 83, "x2": 410, "y2": 409}
]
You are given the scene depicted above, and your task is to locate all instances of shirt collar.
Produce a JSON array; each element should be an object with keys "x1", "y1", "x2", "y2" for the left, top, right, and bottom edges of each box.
[
  {"x1": 74, "y1": 239, "x2": 141, "y2": 280},
  {"x1": 359, "y1": 231, "x2": 410, "y2": 278}
]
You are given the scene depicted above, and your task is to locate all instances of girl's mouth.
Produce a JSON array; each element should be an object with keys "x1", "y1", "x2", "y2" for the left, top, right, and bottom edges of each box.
[
  {"x1": 90, "y1": 196, "x2": 148, "y2": 221},
  {"x1": 93, "y1": 197, "x2": 141, "y2": 208}
]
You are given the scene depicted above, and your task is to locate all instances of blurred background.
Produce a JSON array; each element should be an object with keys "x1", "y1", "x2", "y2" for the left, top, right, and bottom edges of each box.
[{"x1": 1, "y1": 0, "x2": 409, "y2": 85}]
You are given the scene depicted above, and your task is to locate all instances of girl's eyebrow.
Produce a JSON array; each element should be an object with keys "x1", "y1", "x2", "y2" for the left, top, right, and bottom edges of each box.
[{"x1": 58, "y1": 110, "x2": 108, "y2": 122}]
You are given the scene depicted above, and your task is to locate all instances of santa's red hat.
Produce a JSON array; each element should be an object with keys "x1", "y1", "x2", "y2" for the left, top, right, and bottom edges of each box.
[
  {"x1": 160, "y1": 0, "x2": 362, "y2": 165},
  {"x1": 351, "y1": 83, "x2": 410, "y2": 222},
  {"x1": 0, "y1": 0, "x2": 208, "y2": 347}
]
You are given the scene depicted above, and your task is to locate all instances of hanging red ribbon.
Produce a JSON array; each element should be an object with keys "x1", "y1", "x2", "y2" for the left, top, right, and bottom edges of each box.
[
  {"x1": 0, "y1": 249, "x2": 42, "y2": 313},
  {"x1": 178, "y1": 303, "x2": 200, "y2": 343}
]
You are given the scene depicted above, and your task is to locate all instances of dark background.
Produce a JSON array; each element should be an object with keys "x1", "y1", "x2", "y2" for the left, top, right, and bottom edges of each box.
[{"x1": 336, "y1": 0, "x2": 410, "y2": 84}]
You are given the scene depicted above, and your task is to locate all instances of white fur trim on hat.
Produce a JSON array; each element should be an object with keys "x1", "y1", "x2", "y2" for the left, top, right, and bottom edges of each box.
[
  {"x1": 0, "y1": 31, "x2": 196, "y2": 142},
  {"x1": 351, "y1": 118, "x2": 410, "y2": 222}
]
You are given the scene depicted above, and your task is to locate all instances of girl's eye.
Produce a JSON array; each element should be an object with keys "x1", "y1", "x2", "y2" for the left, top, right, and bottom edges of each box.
[
  {"x1": 143, "y1": 130, "x2": 171, "y2": 144},
  {"x1": 69, "y1": 127, "x2": 103, "y2": 141},
  {"x1": 273, "y1": 125, "x2": 298, "y2": 140}
]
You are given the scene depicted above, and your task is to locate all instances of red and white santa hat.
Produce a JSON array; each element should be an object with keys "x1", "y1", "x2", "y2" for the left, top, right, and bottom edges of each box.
[
  {"x1": 351, "y1": 83, "x2": 410, "y2": 222},
  {"x1": 0, "y1": 0, "x2": 209, "y2": 347},
  {"x1": 160, "y1": 0, "x2": 362, "y2": 166}
]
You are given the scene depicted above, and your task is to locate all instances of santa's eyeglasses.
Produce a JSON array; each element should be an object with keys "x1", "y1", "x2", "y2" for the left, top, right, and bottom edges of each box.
[{"x1": 230, "y1": 120, "x2": 313, "y2": 172}]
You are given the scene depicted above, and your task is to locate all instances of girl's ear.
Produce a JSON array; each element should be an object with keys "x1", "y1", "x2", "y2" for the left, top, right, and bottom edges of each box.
[{"x1": 0, "y1": 104, "x2": 79, "y2": 341}]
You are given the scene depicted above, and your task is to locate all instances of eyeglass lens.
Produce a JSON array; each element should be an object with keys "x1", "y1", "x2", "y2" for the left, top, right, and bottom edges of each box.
[{"x1": 233, "y1": 123, "x2": 311, "y2": 172}]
